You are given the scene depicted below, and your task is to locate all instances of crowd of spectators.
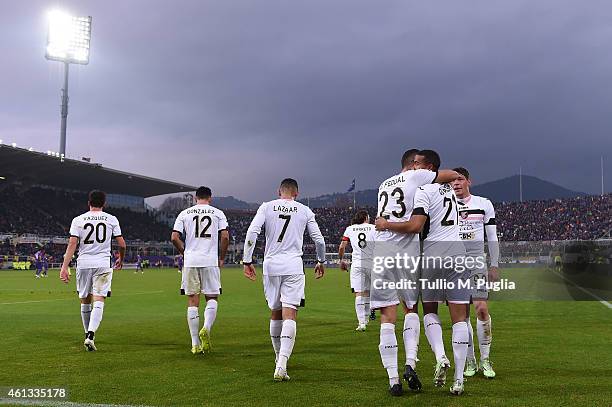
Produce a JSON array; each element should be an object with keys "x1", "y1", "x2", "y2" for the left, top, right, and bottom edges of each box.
[
  {"x1": 0, "y1": 186, "x2": 171, "y2": 241},
  {"x1": 2, "y1": 186, "x2": 610, "y2": 263}
]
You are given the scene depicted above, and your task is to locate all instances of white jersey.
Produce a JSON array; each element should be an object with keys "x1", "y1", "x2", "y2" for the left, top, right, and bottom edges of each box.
[
  {"x1": 243, "y1": 198, "x2": 326, "y2": 276},
  {"x1": 342, "y1": 223, "x2": 375, "y2": 268},
  {"x1": 456, "y1": 194, "x2": 496, "y2": 256},
  {"x1": 375, "y1": 169, "x2": 437, "y2": 246},
  {"x1": 413, "y1": 183, "x2": 464, "y2": 256},
  {"x1": 173, "y1": 204, "x2": 228, "y2": 268},
  {"x1": 69, "y1": 211, "x2": 122, "y2": 269}
]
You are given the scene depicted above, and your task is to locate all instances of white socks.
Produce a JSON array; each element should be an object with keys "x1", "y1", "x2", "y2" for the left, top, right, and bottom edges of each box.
[
  {"x1": 355, "y1": 296, "x2": 366, "y2": 325},
  {"x1": 203, "y1": 299, "x2": 218, "y2": 333},
  {"x1": 379, "y1": 323, "x2": 399, "y2": 386},
  {"x1": 466, "y1": 317, "x2": 476, "y2": 361},
  {"x1": 452, "y1": 321, "x2": 469, "y2": 382},
  {"x1": 277, "y1": 319, "x2": 296, "y2": 370},
  {"x1": 364, "y1": 296, "x2": 371, "y2": 319},
  {"x1": 403, "y1": 313, "x2": 420, "y2": 369},
  {"x1": 80, "y1": 303, "x2": 92, "y2": 333},
  {"x1": 424, "y1": 313, "x2": 446, "y2": 363},
  {"x1": 187, "y1": 306, "x2": 200, "y2": 346},
  {"x1": 477, "y1": 316, "x2": 492, "y2": 360},
  {"x1": 87, "y1": 301, "x2": 104, "y2": 334},
  {"x1": 270, "y1": 319, "x2": 282, "y2": 361}
]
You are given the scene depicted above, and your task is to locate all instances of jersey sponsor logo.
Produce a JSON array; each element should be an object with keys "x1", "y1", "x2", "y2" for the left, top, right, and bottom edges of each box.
[
  {"x1": 460, "y1": 232, "x2": 475, "y2": 240},
  {"x1": 438, "y1": 183, "x2": 451, "y2": 195}
]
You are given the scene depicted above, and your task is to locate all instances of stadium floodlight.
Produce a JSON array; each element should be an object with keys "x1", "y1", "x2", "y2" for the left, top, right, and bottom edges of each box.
[{"x1": 45, "y1": 10, "x2": 92, "y2": 157}]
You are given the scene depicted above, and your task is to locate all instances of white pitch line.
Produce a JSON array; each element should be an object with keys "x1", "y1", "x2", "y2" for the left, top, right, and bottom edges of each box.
[
  {"x1": 0, "y1": 291, "x2": 165, "y2": 306},
  {"x1": 551, "y1": 269, "x2": 612, "y2": 309},
  {"x1": 0, "y1": 398, "x2": 153, "y2": 407}
]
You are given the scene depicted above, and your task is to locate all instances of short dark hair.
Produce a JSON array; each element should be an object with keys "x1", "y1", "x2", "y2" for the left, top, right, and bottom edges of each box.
[
  {"x1": 401, "y1": 149, "x2": 419, "y2": 169},
  {"x1": 453, "y1": 167, "x2": 470, "y2": 180},
  {"x1": 88, "y1": 190, "x2": 106, "y2": 208},
  {"x1": 352, "y1": 209, "x2": 369, "y2": 225},
  {"x1": 280, "y1": 178, "x2": 299, "y2": 192},
  {"x1": 196, "y1": 186, "x2": 212, "y2": 200},
  {"x1": 417, "y1": 149, "x2": 441, "y2": 171}
]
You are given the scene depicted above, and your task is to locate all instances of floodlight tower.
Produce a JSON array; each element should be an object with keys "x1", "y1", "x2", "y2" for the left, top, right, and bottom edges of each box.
[{"x1": 45, "y1": 10, "x2": 92, "y2": 157}]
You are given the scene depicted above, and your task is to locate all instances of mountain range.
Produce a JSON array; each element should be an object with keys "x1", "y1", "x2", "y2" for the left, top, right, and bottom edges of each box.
[{"x1": 212, "y1": 174, "x2": 587, "y2": 210}]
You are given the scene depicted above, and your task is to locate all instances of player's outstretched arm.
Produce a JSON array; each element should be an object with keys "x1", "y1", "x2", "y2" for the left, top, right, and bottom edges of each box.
[
  {"x1": 114, "y1": 236, "x2": 126, "y2": 270},
  {"x1": 375, "y1": 215, "x2": 426, "y2": 234},
  {"x1": 60, "y1": 236, "x2": 78, "y2": 283},
  {"x1": 434, "y1": 169, "x2": 460, "y2": 184}
]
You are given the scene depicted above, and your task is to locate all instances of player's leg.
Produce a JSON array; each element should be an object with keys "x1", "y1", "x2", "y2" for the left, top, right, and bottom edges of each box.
[
  {"x1": 354, "y1": 292, "x2": 367, "y2": 330},
  {"x1": 264, "y1": 275, "x2": 283, "y2": 364},
  {"x1": 474, "y1": 299, "x2": 495, "y2": 378},
  {"x1": 199, "y1": 267, "x2": 221, "y2": 353},
  {"x1": 423, "y1": 301, "x2": 450, "y2": 387},
  {"x1": 273, "y1": 274, "x2": 304, "y2": 381},
  {"x1": 35, "y1": 263, "x2": 42, "y2": 278},
  {"x1": 448, "y1": 302, "x2": 469, "y2": 395},
  {"x1": 401, "y1": 302, "x2": 422, "y2": 391},
  {"x1": 464, "y1": 304, "x2": 478, "y2": 377},
  {"x1": 352, "y1": 267, "x2": 368, "y2": 331},
  {"x1": 80, "y1": 294, "x2": 93, "y2": 334},
  {"x1": 83, "y1": 268, "x2": 114, "y2": 351},
  {"x1": 378, "y1": 304, "x2": 402, "y2": 396},
  {"x1": 184, "y1": 267, "x2": 202, "y2": 353}
]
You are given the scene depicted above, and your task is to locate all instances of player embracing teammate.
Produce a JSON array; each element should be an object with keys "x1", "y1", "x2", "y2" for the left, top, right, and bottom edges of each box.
[
  {"x1": 242, "y1": 178, "x2": 326, "y2": 382},
  {"x1": 371, "y1": 149, "x2": 460, "y2": 396}
]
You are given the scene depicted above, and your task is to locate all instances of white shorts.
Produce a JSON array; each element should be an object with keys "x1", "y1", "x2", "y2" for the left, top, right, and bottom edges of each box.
[
  {"x1": 350, "y1": 266, "x2": 371, "y2": 293},
  {"x1": 76, "y1": 267, "x2": 113, "y2": 299},
  {"x1": 263, "y1": 274, "x2": 305, "y2": 310},
  {"x1": 181, "y1": 266, "x2": 221, "y2": 296}
]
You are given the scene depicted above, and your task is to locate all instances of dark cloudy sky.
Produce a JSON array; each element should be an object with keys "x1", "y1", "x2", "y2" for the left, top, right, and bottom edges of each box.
[{"x1": 1, "y1": 0, "x2": 611, "y2": 203}]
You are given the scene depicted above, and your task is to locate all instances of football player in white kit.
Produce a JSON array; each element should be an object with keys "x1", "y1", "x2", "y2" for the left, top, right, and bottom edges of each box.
[
  {"x1": 338, "y1": 209, "x2": 375, "y2": 331},
  {"x1": 451, "y1": 167, "x2": 499, "y2": 379},
  {"x1": 242, "y1": 178, "x2": 326, "y2": 382},
  {"x1": 372, "y1": 149, "x2": 459, "y2": 396},
  {"x1": 59, "y1": 190, "x2": 126, "y2": 352},
  {"x1": 171, "y1": 187, "x2": 230, "y2": 355},
  {"x1": 377, "y1": 150, "x2": 471, "y2": 396}
]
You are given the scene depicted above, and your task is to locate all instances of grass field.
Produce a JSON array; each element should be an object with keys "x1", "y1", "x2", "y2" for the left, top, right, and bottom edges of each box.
[{"x1": 1, "y1": 266, "x2": 611, "y2": 407}]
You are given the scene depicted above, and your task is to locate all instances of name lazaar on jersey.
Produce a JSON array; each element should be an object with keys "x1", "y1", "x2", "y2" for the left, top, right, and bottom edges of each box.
[{"x1": 273, "y1": 205, "x2": 298, "y2": 213}]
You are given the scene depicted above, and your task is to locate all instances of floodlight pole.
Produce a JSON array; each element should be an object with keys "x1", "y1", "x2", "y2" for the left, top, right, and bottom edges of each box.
[{"x1": 59, "y1": 61, "x2": 69, "y2": 157}]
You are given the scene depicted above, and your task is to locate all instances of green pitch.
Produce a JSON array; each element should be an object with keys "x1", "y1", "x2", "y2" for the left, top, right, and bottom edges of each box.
[{"x1": 0, "y1": 267, "x2": 610, "y2": 407}]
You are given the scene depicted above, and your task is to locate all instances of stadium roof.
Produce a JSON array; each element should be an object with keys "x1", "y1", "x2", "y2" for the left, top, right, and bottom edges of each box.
[{"x1": 0, "y1": 145, "x2": 196, "y2": 197}]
